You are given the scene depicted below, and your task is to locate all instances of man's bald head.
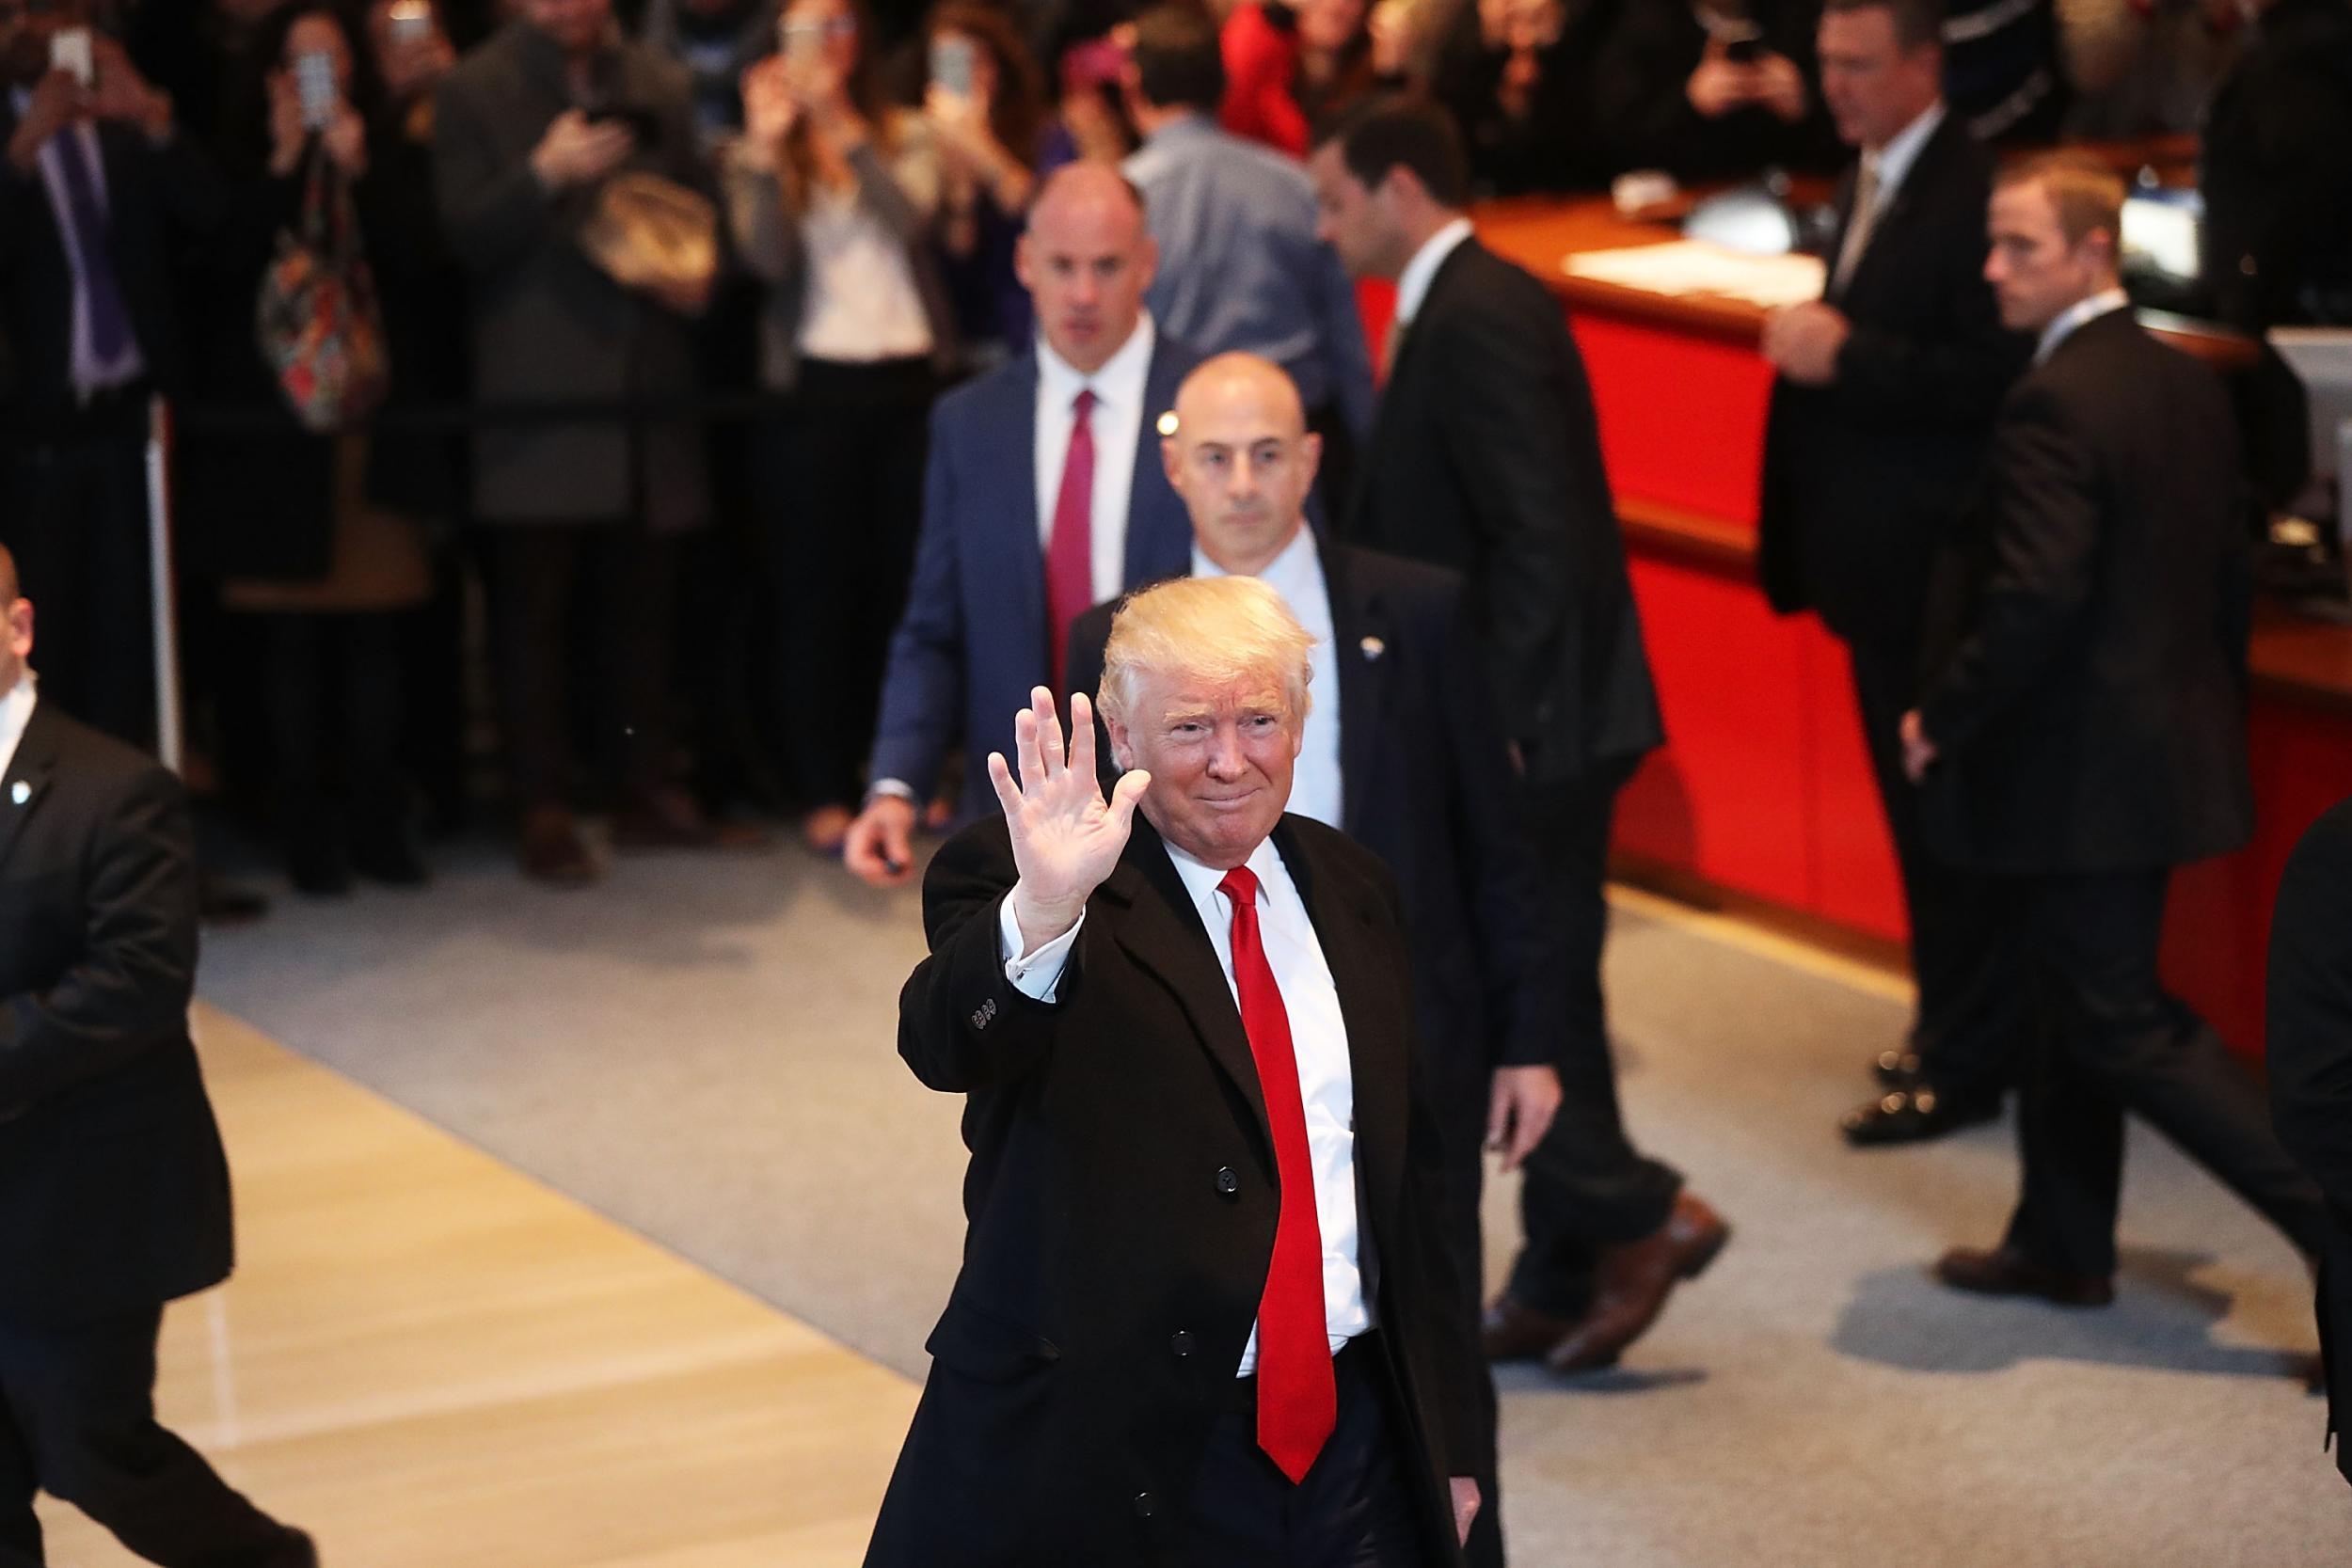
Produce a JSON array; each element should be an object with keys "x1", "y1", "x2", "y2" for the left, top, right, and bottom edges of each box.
[
  {"x1": 1161, "y1": 353, "x2": 1320, "y2": 576},
  {"x1": 0, "y1": 544, "x2": 30, "y2": 692},
  {"x1": 1017, "y1": 164, "x2": 1157, "y2": 374}
]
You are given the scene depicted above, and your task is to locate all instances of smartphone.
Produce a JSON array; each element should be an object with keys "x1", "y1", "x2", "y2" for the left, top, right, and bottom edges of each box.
[
  {"x1": 49, "y1": 27, "x2": 94, "y2": 89},
  {"x1": 1721, "y1": 25, "x2": 1761, "y2": 63},
  {"x1": 931, "y1": 34, "x2": 976, "y2": 98},
  {"x1": 387, "y1": 0, "x2": 434, "y2": 47},
  {"x1": 590, "y1": 103, "x2": 661, "y2": 142},
  {"x1": 295, "y1": 50, "x2": 338, "y2": 130}
]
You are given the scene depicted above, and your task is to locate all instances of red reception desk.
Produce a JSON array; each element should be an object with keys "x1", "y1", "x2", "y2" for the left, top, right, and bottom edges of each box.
[{"x1": 1448, "y1": 196, "x2": 2352, "y2": 1056}]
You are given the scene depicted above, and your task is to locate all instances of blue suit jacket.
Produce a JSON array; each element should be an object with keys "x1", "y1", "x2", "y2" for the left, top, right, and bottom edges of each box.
[{"x1": 868, "y1": 333, "x2": 1200, "y2": 824}]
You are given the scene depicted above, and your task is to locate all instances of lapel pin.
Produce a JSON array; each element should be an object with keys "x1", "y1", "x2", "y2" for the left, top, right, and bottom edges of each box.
[
  {"x1": 1156, "y1": 409, "x2": 1180, "y2": 436},
  {"x1": 8, "y1": 781, "x2": 26, "y2": 805},
  {"x1": 1359, "y1": 636, "x2": 1385, "y2": 661}
]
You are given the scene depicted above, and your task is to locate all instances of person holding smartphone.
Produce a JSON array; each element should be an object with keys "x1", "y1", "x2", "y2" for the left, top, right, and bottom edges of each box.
[
  {"x1": 923, "y1": 2, "x2": 1046, "y2": 372},
  {"x1": 0, "y1": 0, "x2": 218, "y2": 752},
  {"x1": 1589, "y1": 0, "x2": 1839, "y2": 182},
  {"x1": 726, "y1": 0, "x2": 957, "y2": 856}
]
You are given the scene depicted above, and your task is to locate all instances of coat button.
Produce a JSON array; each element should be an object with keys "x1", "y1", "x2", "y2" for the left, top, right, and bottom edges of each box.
[
  {"x1": 1134, "y1": 1491, "x2": 1156, "y2": 1518},
  {"x1": 1214, "y1": 1165, "x2": 1240, "y2": 1198},
  {"x1": 1170, "y1": 1330, "x2": 1195, "y2": 1357}
]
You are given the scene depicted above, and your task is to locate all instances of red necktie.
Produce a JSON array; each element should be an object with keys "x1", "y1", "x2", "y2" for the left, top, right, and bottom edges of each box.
[
  {"x1": 1218, "y1": 864, "x2": 1336, "y2": 1483},
  {"x1": 1045, "y1": 388, "x2": 1097, "y2": 693}
]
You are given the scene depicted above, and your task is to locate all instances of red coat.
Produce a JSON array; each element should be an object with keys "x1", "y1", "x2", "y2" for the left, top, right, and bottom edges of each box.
[{"x1": 1218, "y1": 2, "x2": 1308, "y2": 156}]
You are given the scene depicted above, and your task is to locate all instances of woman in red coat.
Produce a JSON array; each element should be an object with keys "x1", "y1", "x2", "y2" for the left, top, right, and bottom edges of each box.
[{"x1": 1217, "y1": 0, "x2": 1375, "y2": 155}]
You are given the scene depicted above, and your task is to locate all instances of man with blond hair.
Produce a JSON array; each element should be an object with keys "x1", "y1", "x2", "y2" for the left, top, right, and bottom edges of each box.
[
  {"x1": 1901, "y1": 154, "x2": 2328, "y2": 1312},
  {"x1": 866, "y1": 577, "x2": 1479, "y2": 1567}
]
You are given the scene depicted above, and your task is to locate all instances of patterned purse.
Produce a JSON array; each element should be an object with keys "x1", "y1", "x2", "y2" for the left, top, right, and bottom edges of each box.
[{"x1": 255, "y1": 150, "x2": 389, "y2": 433}]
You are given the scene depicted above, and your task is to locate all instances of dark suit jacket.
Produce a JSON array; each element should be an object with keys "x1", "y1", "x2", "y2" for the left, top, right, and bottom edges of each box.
[
  {"x1": 0, "y1": 111, "x2": 221, "y2": 436},
  {"x1": 0, "y1": 700, "x2": 233, "y2": 1326},
  {"x1": 1916, "y1": 310, "x2": 2255, "y2": 873},
  {"x1": 2199, "y1": 0, "x2": 2352, "y2": 330},
  {"x1": 1757, "y1": 111, "x2": 2031, "y2": 653},
  {"x1": 1066, "y1": 540, "x2": 1563, "y2": 1114},
  {"x1": 1586, "y1": 0, "x2": 1840, "y2": 182},
  {"x1": 2268, "y1": 797, "x2": 2352, "y2": 1486},
  {"x1": 867, "y1": 334, "x2": 1200, "y2": 826},
  {"x1": 865, "y1": 813, "x2": 1475, "y2": 1567},
  {"x1": 1348, "y1": 237, "x2": 1662, "y2": 786}
]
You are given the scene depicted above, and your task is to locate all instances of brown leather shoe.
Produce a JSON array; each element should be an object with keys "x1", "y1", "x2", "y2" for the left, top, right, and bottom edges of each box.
[
  {"x1": 1480, "y1": 1294, "x2": 1581, "y2": 1362},
  {"x1": 1545, "y1": 1192, "x2": 1732, "y2": 1374},
  {"x1": 519, "y1": 805, "x2": 598, "y2": 886},
  {"x1": 613, "y1": 785, "x2": 771, "y2": 851},
  {"x1": 1932, "y1": 1245, "x2": 2113, "y2": 1307}
]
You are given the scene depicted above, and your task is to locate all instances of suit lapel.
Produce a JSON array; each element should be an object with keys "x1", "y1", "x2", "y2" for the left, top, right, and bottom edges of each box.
[
  {"x1": 0, "y1": 703, "x2": 62, "y2": 876},
  {"x1": 996, "y1": 353, "x2": 1049, "y2": 659},
  {"x1": 1315, "y1": 541, "x2": 1391, "y2": 840},
  {"x1": 1104, "y1": 817, "x2": 1274, "y2": 1160},
  {"x1": 1836, "y1": 115, "x2": 1961, "y2": 305},
  {"x1": 1123, "y1": 341, "x2": 1193, "y2": 589},
  {"x1": 1279, "y1": 820, "x2": 1406, "y2": 1235}
]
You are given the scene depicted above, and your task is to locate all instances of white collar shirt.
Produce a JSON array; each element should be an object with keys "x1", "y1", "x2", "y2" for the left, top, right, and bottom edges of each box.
[
  {"x1": 1391, "y1": 217, "x2": 1474, "y2": 331},
  {"x1": 1036, "y1": 313, "x2": 1158, "y2": 609},
  {"x1": 1866, "y1": 100, "x2": 1945, "y2": 212},
  {"x1": 1194, "y1": 527, "x2": 1343, "y2": 830},
  {"x1": 0, "y1": 673, "x2": 34, "y2": 781},
  {"x1": 5, "y1": 91, "x2": 146, "y2": 396},
  {"x1": 995, "y1": 829, "x2": 1373, "y2": 1375},
  {"x1": 2036, "y1": 287, "x2": 2132, "y2": 365}
]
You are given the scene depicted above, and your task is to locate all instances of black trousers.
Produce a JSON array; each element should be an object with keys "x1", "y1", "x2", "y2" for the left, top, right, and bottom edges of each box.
[
  {"x1": 755, "y1": 357, "x2": 933, "y2": 811},
  {"x1": 0, "y1": 421, "x2": 154, "y2": 750},
  {"x1": 2000, "y1": 867, "x2": 2331, "y2": 1276},
  {"x1": 0, "y1": 1307, "x2": 299, "y2": 1567},
  {"x1": 1425, "y1": 1063, "x2": 1504, "y2": 1568},
  {"x1": 1506, "y1": 758, "x2": 1684, "y2": 1318},
  {"x1": 1184, "y1": 1338, "x2": 1428, "y2": 1568},
  {"x1": 481, "y1": 523, "x2": 679, "y2": 811},
  {"x1": 247, "y1": 610, "x2": 407, "y2": 862},
  {"x1": 1849, "y1": 640, "x2": 2018, "y2": 1097}
]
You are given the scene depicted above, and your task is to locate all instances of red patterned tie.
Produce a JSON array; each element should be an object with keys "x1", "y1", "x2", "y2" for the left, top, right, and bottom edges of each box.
[
  {"x1": 1045, "y1": 388, "x2": 1096, "y2": 693},
  {"x1": 1218, "y1": 864, "x2": 1336, "y2": 1483}
]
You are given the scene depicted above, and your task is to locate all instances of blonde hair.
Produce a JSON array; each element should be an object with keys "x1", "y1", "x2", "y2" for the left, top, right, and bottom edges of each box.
[
  {"x1": 1997, "y1": 151, "x2": 2125, "y2": 249},
  {"x1": 1098, "y1": 576, "x2": 1314, "y2": 731}
]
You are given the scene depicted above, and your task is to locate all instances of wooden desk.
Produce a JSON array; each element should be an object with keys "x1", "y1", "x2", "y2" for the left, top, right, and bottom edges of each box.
[{"x1": 1465, "y1": 194, "x2": 2352, "y2": 1053}]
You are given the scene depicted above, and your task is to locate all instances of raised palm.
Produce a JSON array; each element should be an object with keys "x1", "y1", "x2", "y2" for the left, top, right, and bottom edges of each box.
[{"x1": 989, "y1": 687, "x2": 1150, "y2": 942}]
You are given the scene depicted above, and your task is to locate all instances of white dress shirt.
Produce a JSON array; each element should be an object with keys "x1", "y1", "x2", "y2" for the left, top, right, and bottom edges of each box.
[
  {"x1": 1036, "y1": 314, "x2": 1157, "y2": 610},
  {"x1": 1194, "y1": 529, "x2": 1343, "y2": 829},
  {"x1": 1391, "y1": 217, "x2": 1474, "y2": 332},
  {"x1": 0, "y1": 673, "x2": 37, "y2": 781},
  {"x1": 998, "y1": 832, "x2": 1372, "y2": 1373},
  {"x1": 2035, "y1": 287, "x2": 2132, "y2": 365},
  {"x1": 794, "y1": 182, "x2": 936, "y2": 362},
  {"x1": 1865, "y1": 101, "x2": 1945, "y2": 217},
  {"x1": 6, "y1": 93, "x2": 146, "y2": 397}
]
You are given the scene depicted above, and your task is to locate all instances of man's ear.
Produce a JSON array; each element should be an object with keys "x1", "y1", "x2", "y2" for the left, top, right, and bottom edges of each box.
[{"x1": 1104, "y1": 706, "x2": 1136, "y2": 772}]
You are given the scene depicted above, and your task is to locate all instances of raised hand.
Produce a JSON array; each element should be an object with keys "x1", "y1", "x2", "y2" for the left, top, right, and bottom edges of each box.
[{"x1": 989, "y1": 687, "x2": 1150, "y2": 952}]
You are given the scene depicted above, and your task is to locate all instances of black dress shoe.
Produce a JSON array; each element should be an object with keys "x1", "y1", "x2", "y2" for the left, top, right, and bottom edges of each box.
[
  {"x1": 1841, "y1": 1083, "x2": 1999, "y2": 1146},
  {"x1": 1933, "y1": 1245, "x2": 2113, "y2": 1307}
]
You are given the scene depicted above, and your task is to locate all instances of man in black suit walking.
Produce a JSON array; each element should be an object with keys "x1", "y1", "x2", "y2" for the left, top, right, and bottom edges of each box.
[
  {"x1": 0, "y1": 545, "x2": 314, "y2": 1567},
  {"x1": 1068, "y1": 352, "x2": 1565, "y2": 1567},
  {"x1": 866, "y1": 579, "x2": 1480, "y2": 1566},
  {"x1": 2268, "y1": 797, "x2": 2352, "y2": 1485},
  {"x1": 1310, "y1": 97, "x2": 1723, "y2": 1379},
  {"x1": 0, "y1": 0, "x2": 217, "y2": 749},
  {"x1": 1756, "y1": 0, "x2": 2032, "y2": 1144},
  {"x1": 1904, "y1": 154, "x2": 2328, "y2": 1309}
]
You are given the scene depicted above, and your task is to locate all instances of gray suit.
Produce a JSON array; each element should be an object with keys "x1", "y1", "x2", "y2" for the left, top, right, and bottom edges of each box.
[{"x1": 432, "y1": 19, "x2": 709, "y2": 534}]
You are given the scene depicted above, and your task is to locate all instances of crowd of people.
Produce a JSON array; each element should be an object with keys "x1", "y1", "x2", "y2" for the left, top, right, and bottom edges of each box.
[
  {"x1": 7, "y1": 0, "x2": 2352, "y2": 1560},
  {"x1": 1, "y1": 0, "x2": 2344, "y2": 901}
]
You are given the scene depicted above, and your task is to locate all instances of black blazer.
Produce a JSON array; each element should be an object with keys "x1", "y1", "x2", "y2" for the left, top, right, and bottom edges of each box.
[
  {"x1": 1348, "y1": 237, "x2": 1663, "y2": 785},
  {"x1": 1757, "y1": 111, "x2": 2031, "y2": 652},
  {"x1": 1916, "y1": 310, "x2": 2255, "y2": 873},
  {"x1": 0, "y1": 110, "x2": 222, "y2": 434},
  {"x1": 2268, "y1": 797, "x2": 2352, "y2": 1487},
  {"x1": 1067, "y1": 540, "x2": 1564, "y2": 1112},
  {"x1": 0, "y1": 700, "x2": 233, "y2": 1326},
  {"x1": 1586, "y1": 0, "x2": 1840, "y2": 182},
  {"x1": 865, "y1": 812, "x2": 1475, "y2": 1568}
]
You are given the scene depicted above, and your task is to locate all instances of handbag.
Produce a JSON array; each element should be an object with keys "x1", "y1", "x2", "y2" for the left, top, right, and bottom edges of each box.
[{"x1": 255, "y1": 148, "x2": 389, "y2": 433}]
